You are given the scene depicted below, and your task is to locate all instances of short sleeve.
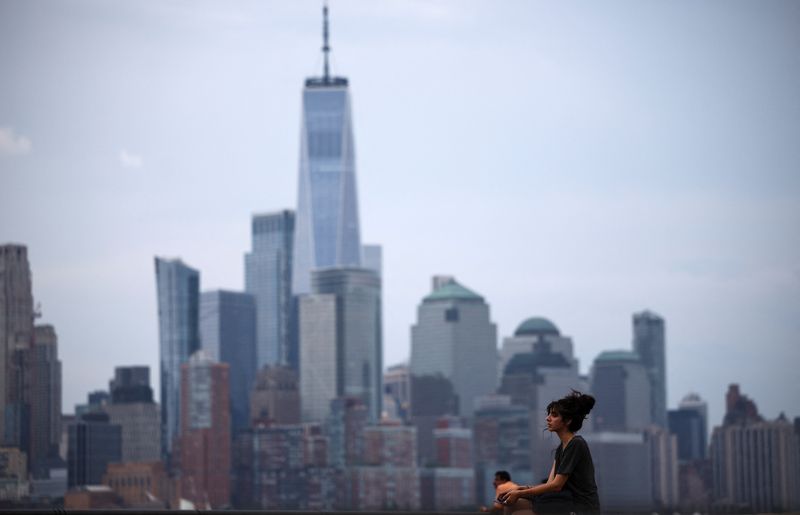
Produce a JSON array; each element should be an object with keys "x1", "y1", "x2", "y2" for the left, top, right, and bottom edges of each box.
[{"x1": 556, "y1": 438, "x2": 586, "y2": 476}]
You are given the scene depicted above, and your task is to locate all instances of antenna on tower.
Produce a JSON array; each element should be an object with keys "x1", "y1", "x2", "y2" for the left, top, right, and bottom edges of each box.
[{"x1": 322, "y1": 1, "x2": 330, "y2": 82}]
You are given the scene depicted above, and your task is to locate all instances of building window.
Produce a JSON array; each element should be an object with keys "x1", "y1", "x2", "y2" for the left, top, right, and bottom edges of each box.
[{"x1": 445, "y1": 308, "x2": 459, "y2": 322}]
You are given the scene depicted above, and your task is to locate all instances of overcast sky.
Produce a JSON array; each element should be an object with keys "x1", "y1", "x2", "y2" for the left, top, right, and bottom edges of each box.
[{"x1": 1, "y1": 0, "x2": 799, "y2": 431}]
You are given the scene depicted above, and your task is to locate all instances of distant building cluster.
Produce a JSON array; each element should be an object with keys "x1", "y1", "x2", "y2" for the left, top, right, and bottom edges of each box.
[{"x1": 2, "y1": 5, "x2": 799, "y2": 513}]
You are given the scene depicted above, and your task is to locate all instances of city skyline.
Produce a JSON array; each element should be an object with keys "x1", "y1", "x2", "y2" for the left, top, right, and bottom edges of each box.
[{"x1": 1, "y1": 0, "x2": 799, "y2": 434}]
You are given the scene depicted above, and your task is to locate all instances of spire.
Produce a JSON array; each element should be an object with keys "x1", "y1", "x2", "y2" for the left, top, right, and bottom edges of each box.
[{"x1": 322, "y1": 2, "x2": 330, "y2": 82}]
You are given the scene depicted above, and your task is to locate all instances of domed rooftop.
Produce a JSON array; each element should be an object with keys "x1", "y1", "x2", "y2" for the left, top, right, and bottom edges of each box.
[
  {"x1": 423, "y1": 280, "x2": 484, "y2": 303},
  {"x1": 594, "y1": 350, "x2": 641, "y2": 363},
  {"x1": 503, "y1": 350, "x2": 570, "y2": 376},
  {"x1": 514, "y1": 317, "x2": 560, "y2": 337}
]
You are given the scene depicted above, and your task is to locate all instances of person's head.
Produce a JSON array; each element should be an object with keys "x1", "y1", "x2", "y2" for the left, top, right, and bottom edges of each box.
[
  {"x1": 546, "y1": 390, "x2": 596, "y2": 433},
  {"x1": 493, "y1": 470, "x2": 511, "y2": 487}
]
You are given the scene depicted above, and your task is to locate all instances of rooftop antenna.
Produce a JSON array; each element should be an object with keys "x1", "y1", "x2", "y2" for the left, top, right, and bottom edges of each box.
[{"x1": 322, "y1": 1, "x2": 330, "y2": 82}]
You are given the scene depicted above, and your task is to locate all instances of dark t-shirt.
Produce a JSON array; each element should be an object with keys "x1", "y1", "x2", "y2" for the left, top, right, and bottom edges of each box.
[{"x1": 554, "y1": 435, "x2": 600, "y2": 513}]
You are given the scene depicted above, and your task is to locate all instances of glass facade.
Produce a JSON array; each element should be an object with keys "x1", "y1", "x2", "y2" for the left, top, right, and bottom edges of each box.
[
  {"x1": 299, "y1": 268, "x2": 382, "y2": 423},
  {"x1": 633, "y1": 310, "x2": 667, "y2": 427},
  {"x1": 154, "y1": 257, "x2": 200, "y2": 459},
  {"x1": 199, "y1": 290, "x2": 256, "y2": 437},
  {"x1": 245, "y1": 211, "x2": 295, "y2": 369},
  {"x1": 292, "y1": 83, "x2": 362, "y2": 295}
]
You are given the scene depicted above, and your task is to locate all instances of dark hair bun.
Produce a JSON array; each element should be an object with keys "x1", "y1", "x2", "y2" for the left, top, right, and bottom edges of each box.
[{"x1": 577, "y1": 393, "x2": 595, "y2": 415}]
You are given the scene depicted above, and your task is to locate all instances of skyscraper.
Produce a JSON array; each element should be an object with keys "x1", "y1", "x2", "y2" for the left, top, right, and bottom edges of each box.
[
  {"x1": 589, "y1": 350, "x2": 652, "y2": 432},
  {"x1": 299, "y1": 268, "x2": 382, "y2": 422},
  {"x1": 199, "y1": 290, "x2": 257, "y2": 437},
  {"x1": 67, "y1": 412, "x2": 122, "y2": 488},
  {"x1": 410, "y1": 276, "x2": 497, "y2": 418},
  {"x1": 0, "y1": 244, "x2": 34, "y2": 449},
  {"x1": 245, "y1": 210, "x2": 295, "y2": 369},
  {"x1": 28, "y1": 324, "x2": 62, "y2": 479},
  {"x1": 292, "y1": 5, "x2": 362, "y2": 295},
  {"x1": 104, "y1": 366, "x2": 160, "y2": 463},
  {"x1": 154, "y1": 257, "x2": 200, "y2": 459},
  {"x1": 633, "y1": 310, "x2": 667, "y2": 427}
]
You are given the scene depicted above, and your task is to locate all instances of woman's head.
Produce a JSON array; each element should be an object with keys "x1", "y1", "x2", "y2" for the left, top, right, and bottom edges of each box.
[{"x1": 546, "y1": 390, "x2": 596, "y2": 432}]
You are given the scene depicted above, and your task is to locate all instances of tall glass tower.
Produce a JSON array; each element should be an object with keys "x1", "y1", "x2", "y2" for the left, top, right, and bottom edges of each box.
[
  {"x1": 633, "y1": 310, "x2": 667, "y2": 428},
  {"x1": 154, "y1": 257, "x2": 200, "y2": 459},
  {"x1": 292, "y1": 5, "x2": 362, "y2": 295},
  {"x1": 245, "y1": 210, "x2": 295, "y2": 369}
]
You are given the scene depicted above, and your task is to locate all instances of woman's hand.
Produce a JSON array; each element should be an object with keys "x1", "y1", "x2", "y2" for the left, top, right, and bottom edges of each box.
[{"x1": 499, "y1": 489, "x2": 521, "y2": 505}]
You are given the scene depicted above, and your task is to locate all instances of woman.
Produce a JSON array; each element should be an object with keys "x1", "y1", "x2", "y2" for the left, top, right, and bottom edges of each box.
[{"x1": 500, "y1": 391, "x2": 600, "y2": 514}]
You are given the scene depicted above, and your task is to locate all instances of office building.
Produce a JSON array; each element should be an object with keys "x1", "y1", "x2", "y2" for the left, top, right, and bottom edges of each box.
[
  {"x1": 633, "y1": 310, "x2": 667, "y2": 427},
  {"x1": 473, "y1": 395, "x2": 533, "y2": 505},
  {"x1": 199, "y1": 290, "x2": 257, "y2": 437},
  {"x1": 589, "y1": 350, "x2": 652, "y2": 432},
  {"x1": 178, "y1": 351, "x2": 230, "y2": 509},
  {"x1": 233, "y1": 422, "x2": 335, "y2": 510},
  {"x1": 245, "y1": 210, "x2": 296, "y2": 369},
  {"x1": 410, "y1": 276, "x2": 497, "y2": 418},
  {"x1": 669, "y1": 399, "x2": 707, "y2": 462},
  {"x1": 0, "y1": 244, "x2": 34, "y2": 450},
  {"x1": 104, "y1": 366, "x2": 160, "y2": 463},
  {"x1": 67, "y1": 412, "x2": 122, "y2": 488},
  {"x1": 499, "y1": 317, "x2": 579, "y2": 375},
  {"x1": 292, "y1": 4, "x2": 363, "y2": 296},
  {"x1": 584, "y1": 431, "x2": 654, "y2": 510},
  {"x1": 103, "y1": 461, "x2": 169, "y2": 508},
  {"x1": 299, "y1": 268, "x2": 381, "y2": 422},
  {"x1": 28, "y1": 324, "x2": 62, "y2": 479},
  {"x1": 710, "y1": 384, "x2": 800, "y2": 512},
  {"x1": 409, "y1": 373, "x2": 459, "y2": 466},
  {"x1": 249, "y1": 365, "x2": 300, "y2": 425},
  {"x1": 0, "y1": 447, "x2": 29, "y2": 501},
  {"x1": 383, "y1": 363, "x2": 410, "y2": 421},
  {"x1": 154, "y1": 257, "x2": 200, "y2": 459},
  {"x1": 327, "y1": 396, "x2": 368, "y2": 468}
]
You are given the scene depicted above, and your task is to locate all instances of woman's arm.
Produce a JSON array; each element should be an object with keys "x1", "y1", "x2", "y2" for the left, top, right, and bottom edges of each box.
[{"x1": 500, "y1": 462, "x2": 567, "y2": 505}]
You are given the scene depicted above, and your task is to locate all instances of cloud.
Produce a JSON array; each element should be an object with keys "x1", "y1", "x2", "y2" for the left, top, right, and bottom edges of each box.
[
  {"x1": 119, "y1": 149, "x2": 143, "y2": 169},
  {"x1": 0, "y1": 127, "x2": 32, "y2": 156}
]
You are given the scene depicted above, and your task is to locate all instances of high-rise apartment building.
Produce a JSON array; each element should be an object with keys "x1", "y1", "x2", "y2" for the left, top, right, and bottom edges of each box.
[
  {"x1": 292, "y1": 5, "x2": 362, "y2": 296},
  {"x1": 633, "y1": 310, "x2": 667, "y2": 427},
  {"x1": 410, "y1": 276, "x2": 497, "y2": 418},
  {"x1": 178, "y1": 351, "x2": 230, "y2": 509},
  {"x1": 0, "y1": 244, "x2": 34, "y2": 449},
  {"x1": 590, "y1": 350, "x2": 652, "y2": 432},
  {"x1": 104, "y1": 366, "x2": 160, "y2": 463},
  {"x1": 245, "y1": 210, "x2": 295, "y2": 368},
  {"x1": 199, "y1": 290, "x2": 257, "y2": 437},
  {"x1": 299, "y1": 268, "x2": 381, "y2": 422},
  {"x1": 154, "y1": 257, "x2": 200, "y2": 459}
]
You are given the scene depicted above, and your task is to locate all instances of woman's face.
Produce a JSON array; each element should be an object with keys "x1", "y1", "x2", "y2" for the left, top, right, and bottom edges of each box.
[{"x1": 546, "y1": 409, "x2": 568, "y2": 432}]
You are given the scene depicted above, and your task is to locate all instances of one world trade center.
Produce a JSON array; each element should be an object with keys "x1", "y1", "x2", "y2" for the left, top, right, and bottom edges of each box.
[{"x1": 292, "y1": 5, "x2": 362, "y2": 295}]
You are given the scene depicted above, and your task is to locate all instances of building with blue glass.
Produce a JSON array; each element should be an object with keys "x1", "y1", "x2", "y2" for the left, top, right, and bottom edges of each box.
[
  {"x1": 292, "y1": 5, "x2": 362, "y2": 295},
  {"x1": 154, "y1": 257, "x2": 199, "y2": 459},
  {"x1": 199, "y1": 289, "x2": 257, "y2": 437},
  {"x1": 245, "y1": 210, "x2": 295, "y2": 369}
]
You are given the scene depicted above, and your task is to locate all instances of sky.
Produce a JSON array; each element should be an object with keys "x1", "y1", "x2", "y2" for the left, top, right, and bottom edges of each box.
[{"x1": 1, "y1": 0, "x2": 799, "y2": 432}]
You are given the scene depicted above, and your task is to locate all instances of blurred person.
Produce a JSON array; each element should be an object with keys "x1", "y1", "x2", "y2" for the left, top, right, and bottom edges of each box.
[
  {"x1": 500, "y1": 391, "x2": 599, "y2": 515},
  {"x1": 480, "y1": 470, "x2": 533, "y2": 514}
]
